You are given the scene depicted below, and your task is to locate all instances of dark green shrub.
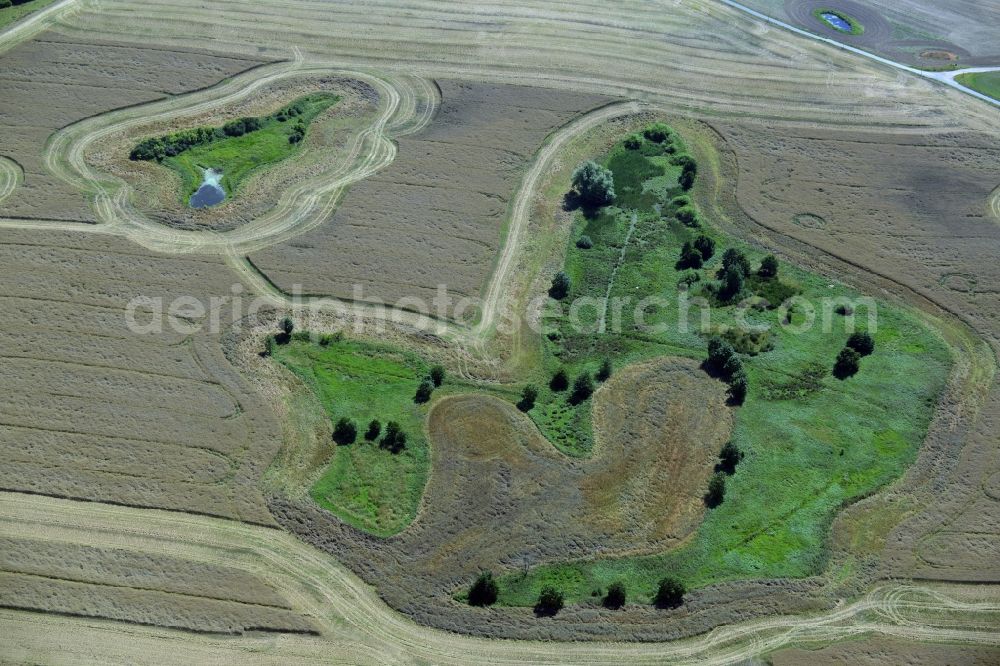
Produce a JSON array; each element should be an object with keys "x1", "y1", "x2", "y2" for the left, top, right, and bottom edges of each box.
[
  {"x1": 676, "y1": 206, "x2": 700, "y2": 228},
  {"x1": 694, "y1": 235, "x2": 715, "y2": 260},
  {"x1": 705, "y1": 471, "x2": 726, "y2": 507},
  {"x1": 549, "y1": 271, "x2": 571, "y2": 300},
  {"x1": 678, "y1": 241, "x2": 703, "y2": 269},
  {"x1": 535, "y1": 586, "x2": 564, "y2": 616},
  {"x1": 596, "y1": 358, "x2": 612, "y2": 382},
  {"x1": 846, "y1": 332, "x2": 875, "y2": 356},
  {"x1": 365, "y1": 419, "x2": 381, "y2": 441},
  {"x1": 623, "y1": 134, "x2": 642, "y2": 149},
  {"x1": 576, "y1": 235, "x2": 594, "y2": 249},
  {"x1": 833, "y1": 347, "x2": 861, "y2": 379},
  {"x1": 654, "y1": 577, "x2": 685, "y2": 608},
  {"x1": 758, "y1": 254, "x2": 779, "y2": 278},
  {"x1": 414, "y1": 378, "x2": 434, "y2": 403},
  {"x1": 430, "y1": 365, "x2": 446, "y2": 386},
  {"x1": 718, "y1": 441, "x2": 743, "y2": 474},
  {"x1": 333, "y1": 417, "x2": 357, "y2": 445},
  {"x1": 380, "y1": 421, "x2": 407, "y2": 453},
  {"x1": 550, "y1": 369, "x2": 569, "y2": 392},
  {"x1": 642, "y1": 123, "x2": 671, "y2": 143},
  {"x1": 517, "y1": 385, "x2": 538, "y2": 412},
  {"x1": 570, "y1": 372, "x2": 594, "y2": 405},
  {"x1": 721, "y1": 248, "x2": 751, "y2": 278},
  {"x1": 603, "y1": 582, "x2": 626, "y2": 609},
  {"x1": 468, "y1": 571, "x2": 499, "y2": 607}
]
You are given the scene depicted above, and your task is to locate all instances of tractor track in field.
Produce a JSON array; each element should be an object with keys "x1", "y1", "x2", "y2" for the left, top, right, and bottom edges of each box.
[{"x1": 2, "y1": 492, "x2": 1000, "y2": 665}]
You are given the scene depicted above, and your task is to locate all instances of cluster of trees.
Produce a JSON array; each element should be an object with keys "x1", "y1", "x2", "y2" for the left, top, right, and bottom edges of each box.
[
  {"x1": 414, "y1": 365, "x2": 446, "y2": 403},
  {"x1": 333, "y1": 417, "x2": 408, "y2": 453},
  {"x1": 467, "y1": 572, "x2": 686, "y2": 614},
  {"x1": 547, "y1": 359, "x2": 612, "y2": 406},
  {"x1": 833, "y1": 332, "x2": 874, "y2": 379},
  {"x1": 706, "y1": 337, "x2": 748, "y2": 404},
  {"x1": 222, "y1": 116, "x2": 263, "y2": 137},
  {"x1": 288, "y1": 121, "x2": 307, "y2": 144},
  {"x1": 678, "y1": 234, "x2": 715, "y2": 269},
  {"x1": 571, "y1": 160, "x2": 615, "y2": 207}
]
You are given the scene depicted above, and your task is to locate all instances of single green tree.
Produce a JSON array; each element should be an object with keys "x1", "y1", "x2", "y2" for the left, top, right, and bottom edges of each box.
[
  {"x1": 718, "y1": 441, "x2": 743, "y2": 474},
  {"x1": 846, "y1": 331, "x2": 875, "y2": 356},
  {"x1": 468, "y1": 571, "x2": 499, "y2": 607},
  {"x1": 364, "y1": 419, "x2": 381, "y2": 441},
  {"x1": 550, "y1": 369, "x2": 569, "y2": 392},
  {"x1": 694, "y1": 234, "x2": 715, "y2": 260},
  {"x1": 517, "y1": 385, "x2": 538, "y2": 412},
  {"x1": 549, "y1": 271, "x2": 571, "y2": 300},
  {"x1": 570, "y1": 372, "x2": 594, "y2": 405},
  {"x1": 728, "y1": 370, "x2": 748, "y2": 405},
  {"x1": 571, "y1": 160, "x2": 615, "y2": 206},
  {"x1": 654, "y1": 577, "x2": 686, "y2": 608},
  {"x1": 604, "y1": 581, "x2": 627, "y2": 609},
  {"x1": 596, "y1": 358, "x2": 613, "y2": 382},
  {"x1": 333, "y1": 417, "x2": 357, "y2": 445},
  {"x1": 758, "y1": 254, "x2": 779, "y2": 278},
  {"x1": 833, "y1": 347, "x2": 861, "y2": 379},
  {"x1": 705, "y1": 471, "x2": 726, "y2": 507},
  {"x1": 430, "y1": 365, "x2": 446, "y2": 387},
  {"x1": 280, "y1": 317, "x2": 294, "y2": 335},
  {"x1": 535, "y1": 586, "x2": 564, "y2": 616},
  {"x1": 414, "y1": 378, "x2": 435, "y2": 403}
]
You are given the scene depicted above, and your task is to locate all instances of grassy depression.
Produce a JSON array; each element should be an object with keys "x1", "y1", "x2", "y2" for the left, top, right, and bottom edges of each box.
[
  {"x1": 497, "y1": 123, "x2": 949, "y2": 605},
  {"x1": 132, "y1": 92, "x2": 339, "y2": 204}
]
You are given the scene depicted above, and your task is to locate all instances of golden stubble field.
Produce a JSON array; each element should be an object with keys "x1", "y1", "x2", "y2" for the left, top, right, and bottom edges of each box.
[{"x1": 1, "y1": 0, "x2": 1000, "y2": 662}]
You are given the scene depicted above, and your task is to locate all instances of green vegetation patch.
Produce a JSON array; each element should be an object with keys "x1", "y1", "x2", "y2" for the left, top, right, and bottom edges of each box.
[
  {"x1": 273, "y1": 337, "x2": 432, "y2": 536},
  {"x1": 130, "y1": 92, "x2": 339, "y2": 202},
  {"x1": 499, "y1": 123, "x2": 950, "y2": 605},
  {"x1": 813, "y1": 8, "x2": 864, "y2": 35},
  {"x1": 0, "y1": 0, "x2": 61, "y2": 29},
  {"x1": 956, "y1": 71, "x2": 1000, "y2": 103}
]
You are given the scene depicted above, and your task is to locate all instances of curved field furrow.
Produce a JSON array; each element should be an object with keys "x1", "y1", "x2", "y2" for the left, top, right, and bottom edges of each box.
[
  {"x1": 0, "y1": 156, "x2": 22, "y2": 205},
  {"x1": 1, "y1": 492, "x2": 999, "y2": 665}
]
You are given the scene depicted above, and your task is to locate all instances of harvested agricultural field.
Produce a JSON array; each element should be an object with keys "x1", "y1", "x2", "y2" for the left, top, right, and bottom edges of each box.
[
  {"x1": 2, "y1": 0, "x2": 1000, "y2": 661},
  {"x1": 740, "y1": 0, "x2": 1000, "y2": 67},
  {"x1": 249, "y1": 81, "x2": 609, "y2": 318},
  {"x1": 0, "y1": 33, "x2": 266, "y2": 222},
  {"x1": 0, "y1": 228, "x2": 281, "y2": 524},
  {"x1": 0, "y1": 536, "x2": 315, "y2": 634}
]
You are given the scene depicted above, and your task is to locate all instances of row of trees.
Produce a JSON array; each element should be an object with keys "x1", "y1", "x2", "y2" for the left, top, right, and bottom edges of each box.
[
  {"x1": 333, "y1": 417, "x2": 408, "y2": 453},
  {"x1": 131, "y1": 107, "x2": 276, "y2": 162},
  {"x1": 467, "y1": 571, "x2": 686, "y2": 613}
]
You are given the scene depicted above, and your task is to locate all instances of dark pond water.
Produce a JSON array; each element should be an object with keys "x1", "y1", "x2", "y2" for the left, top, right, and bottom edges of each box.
[
  {"x1": 820, "y1": 12, "x2": 852, "y2": 32},
  {"x1": 189, "y1": 168, "x2": 225, "y2": 208}
]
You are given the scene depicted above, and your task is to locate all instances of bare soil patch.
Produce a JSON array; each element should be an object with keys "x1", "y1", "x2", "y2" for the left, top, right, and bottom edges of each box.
[{"x1": 249, "y1": 81, "x2": 610, "y2": 319}]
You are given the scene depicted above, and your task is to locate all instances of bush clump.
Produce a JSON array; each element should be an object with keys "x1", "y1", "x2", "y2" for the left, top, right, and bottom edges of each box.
[
  {"x1": 333, "y1": 417, "x2": 357, "y2": 445},
  {"x1": 603, "y1": 582, "x2": 626, "y2": 609},
  {"x1": 380, "y1": 421, "x2": 407, "y2": 453},
  {"x1": 846, "y1": 331, "x2": 875, "y2": 356},
  {"x1": 517, "y1": 385, "x2": 538, "y2": 412},
  {"x1": 654, "y1": 576, "x2": 686, "y2": 608},
  {"x1": 468, "y1": 571, "x2": 499, "y2": 607},
  {"x1": 535, "y1": 586, "x2": 564, "y2": 616},
  {"x1": 576, "y1": 235, "x2": 594, "y2": 249},
  {"x1": 833, "y1": 347, "x2": 861, "y2": 379},
  {"x1": 549, "y1": 271, "x2": 571, "y2": 300}
]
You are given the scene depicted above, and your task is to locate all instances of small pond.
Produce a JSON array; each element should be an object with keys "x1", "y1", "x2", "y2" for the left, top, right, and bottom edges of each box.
[
  {"x1": 820, "y1": 12, "x2": 853, "y2": 33},
  {"x1": 190, "y1": 168, "x2": 225, "y2": 208}
]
